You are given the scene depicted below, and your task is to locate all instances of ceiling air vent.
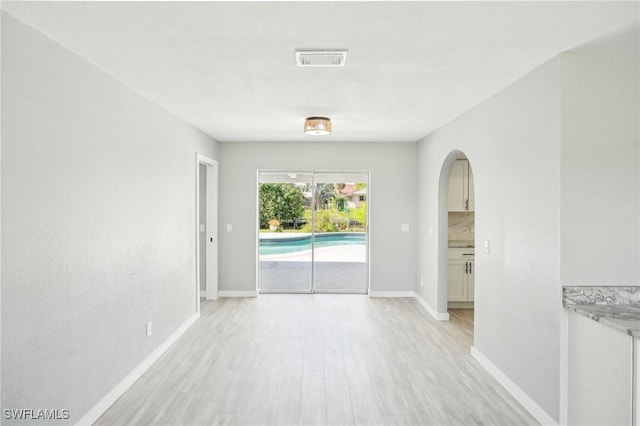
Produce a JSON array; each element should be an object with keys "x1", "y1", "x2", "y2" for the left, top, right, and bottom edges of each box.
[{"x1": 295, "y1": 50, "x2": 348, "y2": 67}]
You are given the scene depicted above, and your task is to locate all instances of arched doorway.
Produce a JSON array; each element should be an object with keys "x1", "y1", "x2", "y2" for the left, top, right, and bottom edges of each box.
[{"x1": 438, "y1": 151, "x2": 476, "y2": 340}]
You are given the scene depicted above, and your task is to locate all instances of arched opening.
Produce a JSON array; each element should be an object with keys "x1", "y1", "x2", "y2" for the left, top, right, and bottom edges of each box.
[{"x1": 438, "y1": 150, "x2": 475, "y2": 341}]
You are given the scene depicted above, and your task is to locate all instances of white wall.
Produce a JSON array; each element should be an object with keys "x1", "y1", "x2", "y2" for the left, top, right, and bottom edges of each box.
[
  {"x1": 417, "y1": 57, "x2": 563, "y2": 420},
  {"x1": 218, "y1": 142, "x2": 416, "y2": 294},
  {"x1": 416, "y1": 49, "x2": 639, "y2": 423},
  {"x1": 1, "y1": 15, "x2": 218, "y2": 423},
  {"x1": 0, "y1": 10, "x2": 4, "y2": 403},
  {"x1": 561, "y1": 52, "x2": 639, "y2": 286}
]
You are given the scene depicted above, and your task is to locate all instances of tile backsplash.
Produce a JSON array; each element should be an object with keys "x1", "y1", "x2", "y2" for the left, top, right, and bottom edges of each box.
[{"x1": 449, "y1": 212, "x2": 475, "y2": 242}]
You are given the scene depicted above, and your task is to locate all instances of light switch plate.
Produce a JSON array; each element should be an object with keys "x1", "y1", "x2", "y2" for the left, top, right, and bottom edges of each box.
[
  {"x1": 199, "y1": 224, "x2": 205, "y2": 232},
  {"x1": 401, "y1": 224, "x2": 410, "y2": 232},
  {"x1": 483, "y1": 240, "x2": 491, "y2": 254},
  {"x1": 226, "y1": 224, "x2": 233, "y2": 232}
]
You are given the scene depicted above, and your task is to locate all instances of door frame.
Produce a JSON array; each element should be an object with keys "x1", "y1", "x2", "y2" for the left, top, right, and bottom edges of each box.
[
  {"x1": 196, "y1": 153, "x2": 219, "y2": 314},
  {"x1": 256, "y1": 170, "x2": 370, "y2": 294}
]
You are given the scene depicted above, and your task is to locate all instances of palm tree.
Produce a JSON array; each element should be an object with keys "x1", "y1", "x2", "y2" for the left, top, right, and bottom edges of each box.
[{"x1": 314, "y1": 183, "x2": 335, "y2": 210}]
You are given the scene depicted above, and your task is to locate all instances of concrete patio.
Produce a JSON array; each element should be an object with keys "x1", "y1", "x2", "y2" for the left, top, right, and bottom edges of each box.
[{"x1": 259, "y1": 245, "x2": 367, "y2": 292}]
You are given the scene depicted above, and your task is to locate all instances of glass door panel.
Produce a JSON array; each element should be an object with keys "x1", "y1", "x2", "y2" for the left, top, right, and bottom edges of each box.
[
  {"x1": 312, "y1": 172, "x2": 369, "y2": 293},
  {"x1": 257, "y1": 171, "x2": 369, "y2": 294},
  {"x1": 258, "y1": 172, "x2": 313, "y2": 293}
]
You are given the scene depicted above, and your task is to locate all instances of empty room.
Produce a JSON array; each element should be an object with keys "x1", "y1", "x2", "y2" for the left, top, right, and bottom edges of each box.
[{"x1": 2, "y1": 1, "x2": 639, "y2": 426}]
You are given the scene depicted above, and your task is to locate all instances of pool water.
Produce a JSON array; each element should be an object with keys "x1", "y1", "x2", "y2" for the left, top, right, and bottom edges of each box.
[{"x1": 259, "y1": 233, "x2": 366, "y2": 256}]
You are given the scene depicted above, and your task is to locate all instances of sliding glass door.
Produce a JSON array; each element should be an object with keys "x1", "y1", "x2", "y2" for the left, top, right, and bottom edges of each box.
[
  {"x1": 312, "y1": 172, "x2": 368, "y2": 292},
  {"x1": 258, "y1": 172, "x2": 313, "y2": 292},
  {"x1": 257, "y1": 171, "x2": 369, "y2": 294}
]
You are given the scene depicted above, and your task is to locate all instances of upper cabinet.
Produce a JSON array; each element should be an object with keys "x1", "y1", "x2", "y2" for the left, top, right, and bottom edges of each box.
[{"x1": 448, "y1": 159, "x2": 474, "y2": 212}]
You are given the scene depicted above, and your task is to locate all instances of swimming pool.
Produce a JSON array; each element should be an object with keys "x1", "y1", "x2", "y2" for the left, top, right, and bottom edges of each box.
[{"x1": 259, "y1": 232, "x2": 366, "y2": 256}]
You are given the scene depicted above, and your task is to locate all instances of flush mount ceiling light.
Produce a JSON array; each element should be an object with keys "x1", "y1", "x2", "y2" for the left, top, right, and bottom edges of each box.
[
  {"x1": 304, "y1": 117, "x2": 332, "y2": 136},
  {"x1": 296, "y1": 50, "x2": 348, "y2": 67}
]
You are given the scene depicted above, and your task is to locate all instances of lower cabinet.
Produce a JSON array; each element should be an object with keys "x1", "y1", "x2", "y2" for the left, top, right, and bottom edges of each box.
[
  {"x1": 447, "y1": 249, "x2": 474, "y2": 302},
  {"x1": 568, "y1": 311, "x2": 633, "y2": 426}
]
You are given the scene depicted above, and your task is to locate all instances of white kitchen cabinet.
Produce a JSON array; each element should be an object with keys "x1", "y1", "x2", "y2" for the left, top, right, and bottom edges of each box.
[
  {"x1": 447, "y1": 249, "x2": 474, "y2": 302},
  {"x1": 447, "y1": 260, "x2": 468, "y2": 301},
  {"x1": 448, "y1": 159, "x2": 475, "y2": 212},
  {"x1": 467, "y1": 260, "x2": 475, "y2": 300},
  {"x1": 568, "y1": 311, "x2": 632, "y2": 426}
]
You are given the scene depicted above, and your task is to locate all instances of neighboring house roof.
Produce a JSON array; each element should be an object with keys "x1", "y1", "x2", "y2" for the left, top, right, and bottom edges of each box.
[{"x1": 335, "y1": 184, "x2": 366, "y2": 197}]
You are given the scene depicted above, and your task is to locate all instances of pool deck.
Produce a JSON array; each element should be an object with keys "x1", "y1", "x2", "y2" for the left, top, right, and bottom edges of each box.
[
  {"x1": 259, "y1": 245, "x2": 365, "y2": 262},
  {"x1": 259, "y1": 241, "x2": 367, "y2": 292}
]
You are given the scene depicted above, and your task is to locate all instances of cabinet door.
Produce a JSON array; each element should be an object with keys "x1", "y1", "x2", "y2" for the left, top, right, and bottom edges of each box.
[
  {"x1": 466, "y1": 162, "x2": 475, "y2": 212},
  {"x1": 447, "y1": 260, "x2": 467, "y2": 301},
  {"x1": 568, "y1": 312, "x2": 632, "y2": 426},
  {"x1": 466, "y1": 260, "x2": 474, "y2": 301},
  {"x1": 448, "y1": 160, "x2": 466, "y2": 212}
]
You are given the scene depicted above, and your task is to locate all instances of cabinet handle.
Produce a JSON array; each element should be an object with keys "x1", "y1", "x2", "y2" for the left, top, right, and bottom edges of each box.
[
  {"x1": 465, "y1": 262, "x2": 468, "y2": 274},
  {"x1": 469, "y1": 262, "x2": 472, "y2": 274},
  {"x1": 465, "y1": 199, "x2": 469, "y2": 211}
]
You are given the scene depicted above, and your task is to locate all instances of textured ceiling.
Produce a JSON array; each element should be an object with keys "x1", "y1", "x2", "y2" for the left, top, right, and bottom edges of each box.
[{"x1": 2, "y1": 1, "x2": 638, "y2": 143}]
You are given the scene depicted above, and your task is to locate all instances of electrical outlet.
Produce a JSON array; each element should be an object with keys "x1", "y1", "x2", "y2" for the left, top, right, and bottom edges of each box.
[{"x1": 146, "y1": 322, "x2": 152, "y2": 337}]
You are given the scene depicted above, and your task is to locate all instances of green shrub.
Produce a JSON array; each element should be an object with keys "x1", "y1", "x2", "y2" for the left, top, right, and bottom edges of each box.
[{"x1": 258, "y1": 184, "x2": 305, "y2": 229}]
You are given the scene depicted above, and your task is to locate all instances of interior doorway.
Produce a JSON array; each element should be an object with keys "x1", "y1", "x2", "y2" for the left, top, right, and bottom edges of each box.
[
  {"x1": 257, "y1": 171, "x2": 369, "y2": 294},
  {"x1": 196, "y1": 154, "x2": 219, "y2": 314},
  {"x1": 442, "y1": 152, "x2": 475, "y2": 336}
]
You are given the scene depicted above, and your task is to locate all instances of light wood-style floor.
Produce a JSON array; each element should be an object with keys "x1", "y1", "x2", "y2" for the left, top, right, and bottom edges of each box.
[{"x1": 96, "y1": 296, "x2": 538, "y2": 426}]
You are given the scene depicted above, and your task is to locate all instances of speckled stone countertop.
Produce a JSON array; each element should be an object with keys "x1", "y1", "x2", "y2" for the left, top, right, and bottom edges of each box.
[
  {"x1": 563, "y1": 286, "x2": 640, "y2": 338},
  {"x1": 448, "y1": 240, "x2": 475, "y2": 249}
]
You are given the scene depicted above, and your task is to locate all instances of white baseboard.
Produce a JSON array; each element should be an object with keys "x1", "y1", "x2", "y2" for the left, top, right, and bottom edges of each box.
[
  {"x1": 369, "y1": 291, "x2": 415, "y2": 298},
  {"x1": 76, "y1": 312, "x2": 200, "y2": 426},
  {"x1": 218, "y1": 290, "x2": 258, "y2": 298},
  {"x1": 470, "y1": 346, "x2": 557, "y2": 426},
  {"x1": 413, "y1": 292, "x2": 450, "y2": 321}
]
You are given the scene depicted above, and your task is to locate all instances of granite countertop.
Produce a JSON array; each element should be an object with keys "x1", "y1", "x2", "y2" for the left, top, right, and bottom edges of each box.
[
  {"x1": 448, "y1": 240, "x2": 475, "y2": 248},
  {"x1": 563, "y1": 286, "x2": 640, "y2": 338}
]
